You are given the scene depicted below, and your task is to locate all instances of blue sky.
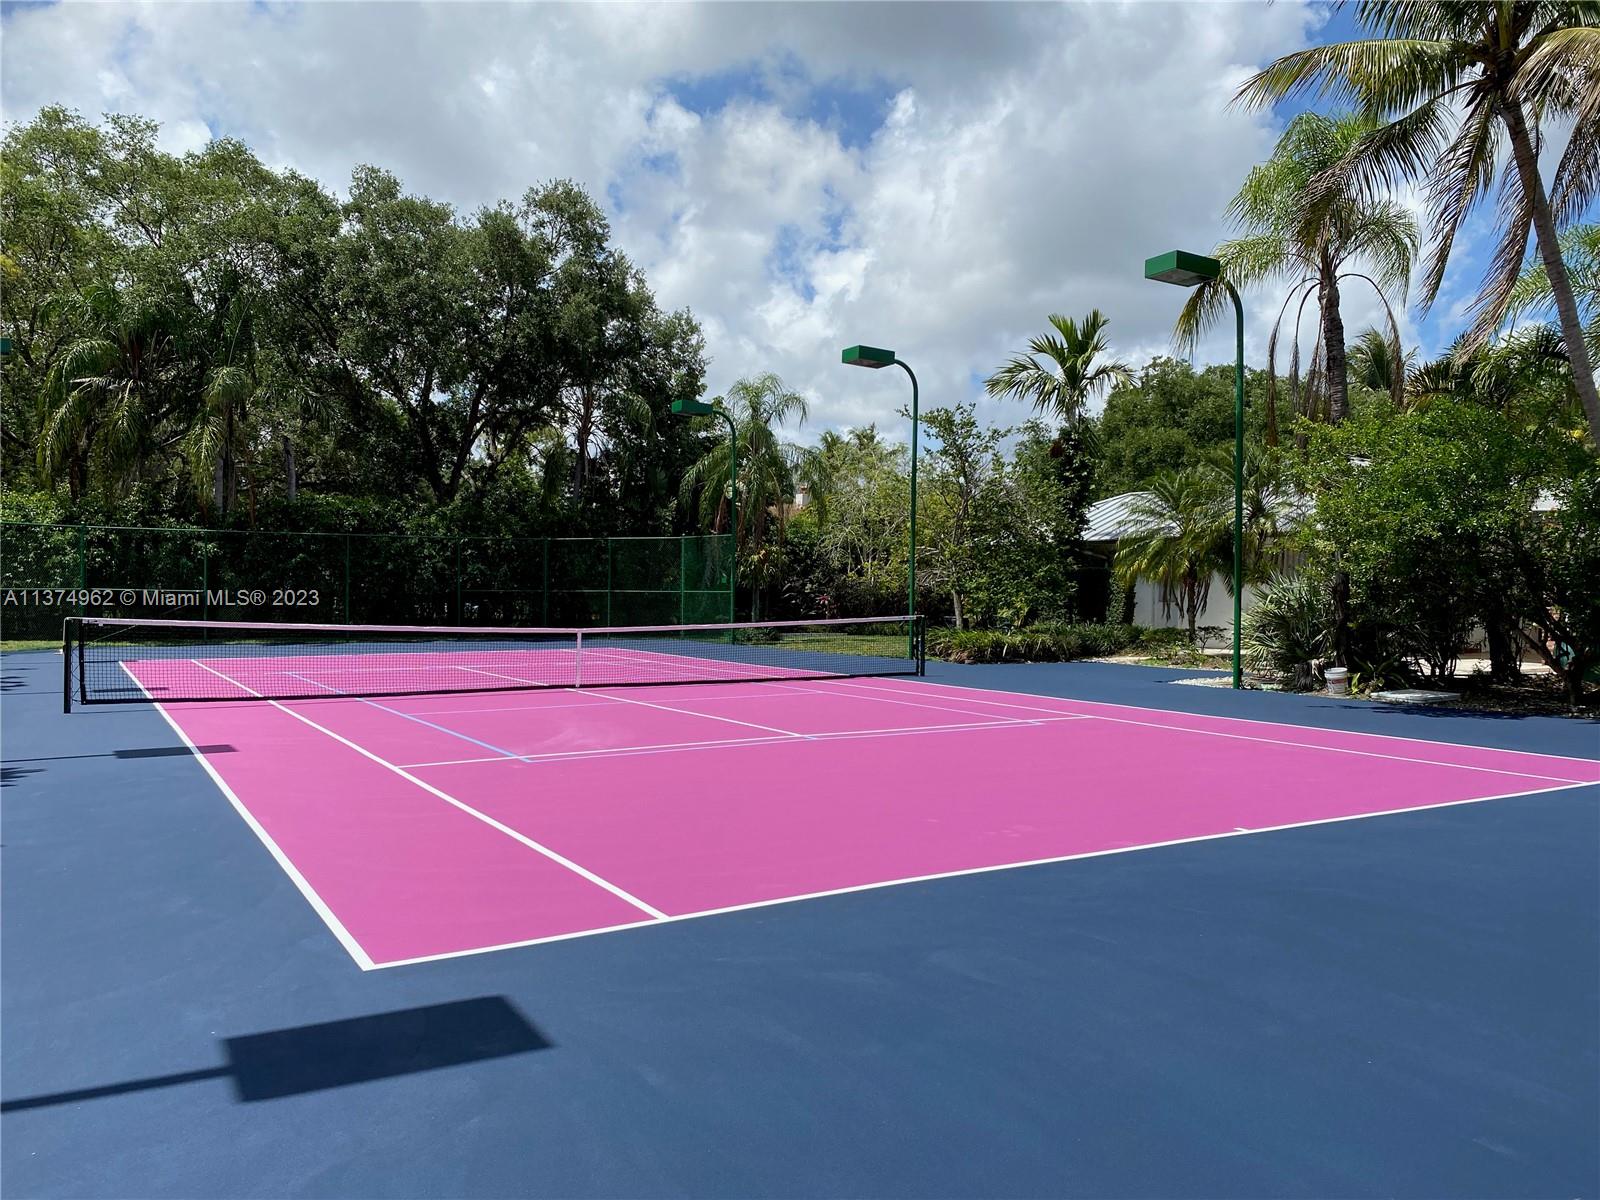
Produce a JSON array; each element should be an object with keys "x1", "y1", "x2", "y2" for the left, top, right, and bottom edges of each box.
[{"x1": 1, "y1": 0, "x2": 1580, "y2": 434}]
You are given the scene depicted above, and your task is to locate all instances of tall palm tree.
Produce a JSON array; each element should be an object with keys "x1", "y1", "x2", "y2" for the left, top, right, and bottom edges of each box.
[
  {"x1": 1113, "y1": 467, "x2": 1229, "y2": 641},
  {"x1": 984, "y1": 310, "x2": 1133, "y2": 428},
  {"x1": 1235, "y1": 1, "x2": 1600, "y2": 449},
  {"x1": 678, "y1": 371, "x2": 808, "y2": 549},
  {"x1": 1173, "y1": 112, "x2": 1418, "y2": 440},
  {"x1": 1508, "y1": 221, "x2": 1600, "y2": 360}
]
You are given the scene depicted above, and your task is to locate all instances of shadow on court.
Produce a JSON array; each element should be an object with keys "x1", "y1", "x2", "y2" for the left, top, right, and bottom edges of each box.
[
  {"x1": 4, "y1": 744, "x2": 236, "y2": 766},
  {"x1": 1304, "y1": 699, "x2": 1600, "y2": 727},
  {"x1": 0, "y1": 997, "x2": 550, "y2": 1112}
]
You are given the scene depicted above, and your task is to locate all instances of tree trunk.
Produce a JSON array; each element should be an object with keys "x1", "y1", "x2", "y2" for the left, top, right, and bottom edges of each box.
[
  {"x1": 1321, "y1": 261, "x2": 1349, "y2": 425},
  {"x1": 1483, "y1": 593, "x2": 1519, "y2": 683},
  {"x1": 951, "y1": 590, "x2": 965, "y2": 631},
  {"x1": 1330, "y1": 565, "x2": 1351, "y2": 670},
  {"x1": 1321, "y1": 257, "x2": 1355, "y2": 667},
  {"x1": 283, "y1": 437, "x2": 297, "y2": 501},
  {"x1": 1501, "y1": 98, "x2": 1600, "y2": 450}
]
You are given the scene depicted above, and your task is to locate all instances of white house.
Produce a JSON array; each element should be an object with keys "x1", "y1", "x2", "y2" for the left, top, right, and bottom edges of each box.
[{"x1": 1080, "y1": 490, "x2": 1306, "y2": 642}]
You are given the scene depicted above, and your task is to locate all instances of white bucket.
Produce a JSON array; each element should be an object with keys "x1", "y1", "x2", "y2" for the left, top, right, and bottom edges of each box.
[{"x1": 1324, "y1": 666, "x2": 1350, "y2": 696}]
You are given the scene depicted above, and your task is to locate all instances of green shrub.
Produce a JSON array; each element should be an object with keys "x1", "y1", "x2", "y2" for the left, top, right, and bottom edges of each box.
[
  {"x1": 1241, "y1": 574, "x2": 1331, "y2": 690},
  {"x1": 1135, "y1": 626, "x2": 1190, "y2": 651},
  {"x1": 925, "y1": 622, "x2": 1139, "y2": 664}
]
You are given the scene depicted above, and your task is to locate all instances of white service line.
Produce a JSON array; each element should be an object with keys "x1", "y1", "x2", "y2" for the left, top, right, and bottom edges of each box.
[
  {"x1": 570, "y1": 685, "x2": 813, "y2": 738},
  {"x1": 403, "y1": 698, "x2": 613, "y2": 717},
  {"x1": 185, "y1": 659, "x2": 668, "y2": 925},
  {"x1": 833, "y1": 679, "x2": 1599, "y2": 785},
  {"x1": 761, "y1": 678, "x2": 1095, "y2": 724},
  {"x1": 117, "y1": 662, "x2": 377, "y2": 970},
  {"x1": 580, "y1": 645, "x2": 817, "y2": 683},
  {"x1": 368, "y1": 776, "x2": 1598, "y2": 969},
  {"x1": 399, "y1": 715, "x2": 1081, "y2": 770},
  {"x1": 282, "y1": 671, "x2": 522, "y2": 760}
]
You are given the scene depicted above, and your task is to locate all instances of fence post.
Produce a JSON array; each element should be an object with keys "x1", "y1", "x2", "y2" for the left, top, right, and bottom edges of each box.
[
  {"x1": 201, "y1": 539, "x2": 209, "y2": 623},
  {"x1": 678, "y1": 537, "x2": 687, "y2": 625},
  {"x1": 541, "y1": 538, "x2": 549, "y2": 626},
  {"x1": 605, "y1": 538, "x2": 614, "y2": 626},
  {"x1": 342, "y1": 534, "x2": 351, "y2": 623}
]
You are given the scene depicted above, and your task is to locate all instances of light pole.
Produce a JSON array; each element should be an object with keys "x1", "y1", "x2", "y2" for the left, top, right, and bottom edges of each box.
[
  {"x1": 1144, "y1": 250, "x2": 1244, "y2": 690},
  {"x1": 671, "y1": 398, "x2": 738, "y2": 622},
  {"x1": 841, "y1": 345, "x2": 919, "y2": 625}
]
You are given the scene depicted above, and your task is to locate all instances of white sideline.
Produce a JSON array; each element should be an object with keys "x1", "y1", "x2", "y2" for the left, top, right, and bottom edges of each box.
[
  {"x1": 117, "y1": 662, "x2": 377, "y2": 970},
  {"x1": 828, "y1": 679, "x2": 1599, "y2": 785},
  {"x1": 837, "y1": 676, "x2": 1600, "y2": 768},
  {"x1": 367, "y1": 777, "x2": 1597, "y2": 969},
  {"x1": 186, "y1": 659, "x2": 669, "y2": 936}
]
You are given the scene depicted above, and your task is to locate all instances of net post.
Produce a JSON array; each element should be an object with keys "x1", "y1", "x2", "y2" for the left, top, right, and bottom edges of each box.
[
  {"x1": 914, "y1": 614, "x2": 926, "y2": 675},
  {"x1": 574, "y1": 629, "x2": 583, "y2": 688},
  {"x1": 62, "y1": 618, "x2": 73, "y2": 713}
]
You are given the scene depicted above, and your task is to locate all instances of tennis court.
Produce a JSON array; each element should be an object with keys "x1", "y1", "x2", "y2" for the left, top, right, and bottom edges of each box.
[
  {"x1": 60, "y1": 615, "x2": 1600, "y2": 969},
  {"x1": 6, "y1": 621, "x2": 1598, "y2": 1197}
]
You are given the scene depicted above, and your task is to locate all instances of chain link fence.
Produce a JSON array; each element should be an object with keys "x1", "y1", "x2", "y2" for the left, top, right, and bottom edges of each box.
[{"x1": 0, "y1": 523, "x2": 733, "y2": 641}]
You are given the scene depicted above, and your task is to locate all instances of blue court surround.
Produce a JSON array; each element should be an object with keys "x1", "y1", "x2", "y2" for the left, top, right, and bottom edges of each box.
[{"x1": 2, "y1": 649, "x2": 1596, "y2": 1198}]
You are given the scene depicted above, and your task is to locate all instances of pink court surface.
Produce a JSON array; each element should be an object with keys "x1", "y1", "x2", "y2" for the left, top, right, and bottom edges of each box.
[{"x1": 129, "y1": 663, "x2": 1600, "y2": 971}]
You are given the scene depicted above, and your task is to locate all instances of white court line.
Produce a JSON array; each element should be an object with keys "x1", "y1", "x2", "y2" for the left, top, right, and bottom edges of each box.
[
  {"x1": 580, "y1": 645, "x2": 819, "y2": 684},
  {"x1": 573, "y1": 685, "x2": 813, "y2": 738},
  {"x1": 368, "y1": 776, "x2": 1598, "y2": 969},
  {"x1": 831, "y1": 679, "x2": 1599, "y2": 786},
  {"x1": 403, "y1": 698, "x2": 613, "y2": 717},
  {"x1": 186, "y1": 658, "x2": 669, "y2": 931},
  {"x1": 398, "y1": 716, "x2": 1081, "y2": 770},
  {"x1": 281, "y1": 671, "x2": 523, "y2": 760},
  {"x1": 117, "y1": 663, "x2": 377, "y2": 971},
  {"x1": 758, "y1": 678, "x2": 1094, "y2": 725},
  {"x1": 837, "y1": 676, "x2": 1600, "y2": 769},
  {"x1": 453, "y1": 659, "x2": 813, "y2": 738}
]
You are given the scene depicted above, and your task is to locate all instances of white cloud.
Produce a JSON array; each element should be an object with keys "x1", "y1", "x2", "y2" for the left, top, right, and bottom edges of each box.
[{"x1": 4, "y1": 0, "x2": 1342, "y2": 437}]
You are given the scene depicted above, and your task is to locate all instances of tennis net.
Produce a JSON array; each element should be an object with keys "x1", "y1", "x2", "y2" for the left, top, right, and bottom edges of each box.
[{"x1": 63, "y1": 615, "x2": 925, "y2": 709}]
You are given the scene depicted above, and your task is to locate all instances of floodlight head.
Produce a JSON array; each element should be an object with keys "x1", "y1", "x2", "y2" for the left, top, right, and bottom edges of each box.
[
  {"x1": 841, "y1": 344, "x2": 896, "y2": 369},
  {"x1": 1143, "y1": 250, "x2": 1221, "y2": 288},
  {"x1": 671, "y1": 398, "x2": 717, "y2": 416}
]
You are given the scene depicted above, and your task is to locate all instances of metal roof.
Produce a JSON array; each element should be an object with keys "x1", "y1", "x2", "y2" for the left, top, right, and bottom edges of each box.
[{"x1": 1082, "y1": 488, "x2": 1311, "y2": 543}]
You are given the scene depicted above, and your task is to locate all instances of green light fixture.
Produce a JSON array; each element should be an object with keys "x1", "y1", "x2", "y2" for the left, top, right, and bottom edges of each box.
[
  {"x1": 841, "y1": 345, "x2": 919, "y2": 627},
  {"x1": 1144, "y1": 249, "x2": 1244, "y2": 689}
]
